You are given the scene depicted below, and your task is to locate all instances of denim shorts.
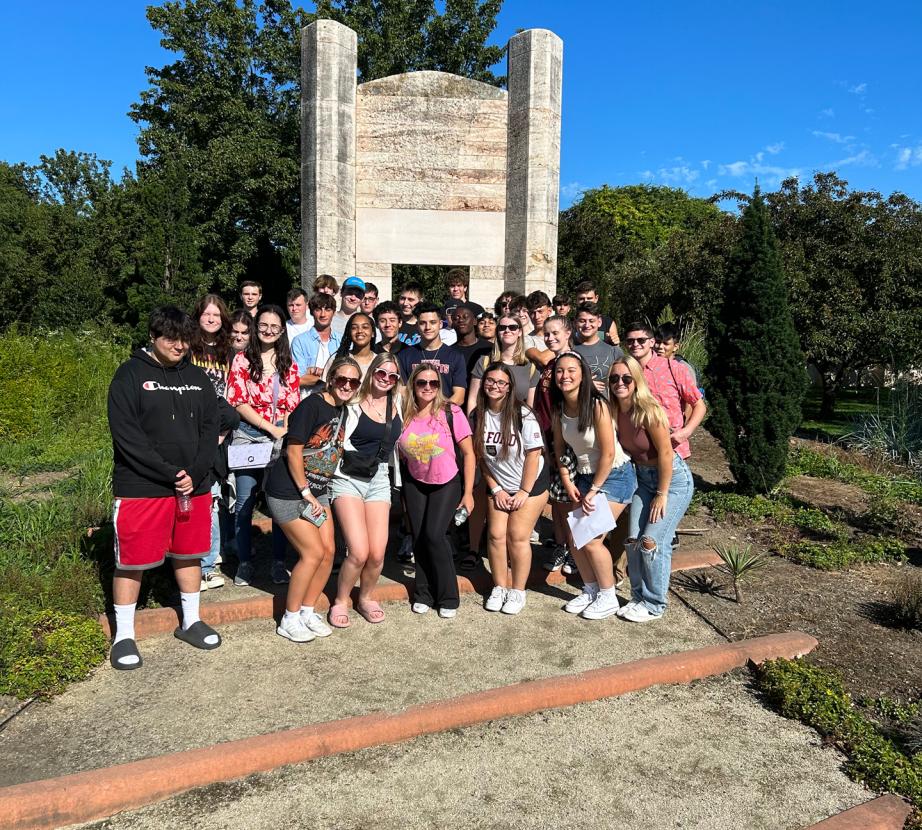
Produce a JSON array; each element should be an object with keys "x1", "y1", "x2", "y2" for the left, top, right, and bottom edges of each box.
[
  {"x1": 266, "y1": 492, "x2": 330, "y2": 525},
  {"x1": 329, "y1": 462, "x2": 393, "y2": 503},
  {"x1": 574, "y1": 461, "x2": 637, "y2": 505}
]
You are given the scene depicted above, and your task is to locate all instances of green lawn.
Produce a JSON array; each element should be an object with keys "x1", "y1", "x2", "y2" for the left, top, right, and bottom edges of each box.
[{"x1": 799, "y1": 386, "x2": 892, "y2": 441}]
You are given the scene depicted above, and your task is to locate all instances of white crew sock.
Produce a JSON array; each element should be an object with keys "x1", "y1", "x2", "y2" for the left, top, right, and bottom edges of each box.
[
  {"x1": 113, "y1": 603, "x2": 136, "y2": 644},
  {"x1": 300, "y1": 605, "x2": 314, "y2": 618},
  {"x1": 283, "y1": 609, "x2": 301, "y2": 625},
  {"x1": 180, "y1": 591, "x2": 201, "y2": 629},
  {"x1": 598, "y1": 586, "x2": 617, "y2": 598},
  {"x1": 584, "y1": 581, "x2": 599, "y2": 595}
]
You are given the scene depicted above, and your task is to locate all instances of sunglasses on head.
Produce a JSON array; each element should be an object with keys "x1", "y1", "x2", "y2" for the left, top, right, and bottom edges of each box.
[
  {"x1": 414, "y1": 378, "x2": 440, "y2": 390},
  {"x1": 609, "y1": 374, "x2": 634, "y2": 386},
  {"x1": 497, "y1": 323, "x2": 520, "y2": 332},
  {"x1": 373, "y1": 369, "x2": 400, "y2": 383},
  {"x1": 624, "y1": 337, "x2": 651, "y2": 346},
  {"x1": 332, "y1": 376, "x2": 361, "y2": 390}
]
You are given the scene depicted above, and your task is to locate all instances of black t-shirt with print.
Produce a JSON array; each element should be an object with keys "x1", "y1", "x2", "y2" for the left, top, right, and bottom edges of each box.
[{"x1": 264, "y1": 394, "x2": 344, "y2": 499}]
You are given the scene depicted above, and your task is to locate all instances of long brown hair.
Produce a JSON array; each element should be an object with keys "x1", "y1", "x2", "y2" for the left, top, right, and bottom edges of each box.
[
  {"x1": 244, "y1": 304, "x2": 293, "y2": 384},
  {"x1": 190, "y1": 293, "x2": 231, "y2": 362},
  {"x1": 473, "y1": 362, "x2": 530, "y2": 461}
]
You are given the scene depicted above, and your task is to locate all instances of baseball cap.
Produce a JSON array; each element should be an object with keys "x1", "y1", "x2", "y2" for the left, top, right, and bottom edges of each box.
[{"x1": 342, "y1": 276, "x2": 366, "y2": 294}]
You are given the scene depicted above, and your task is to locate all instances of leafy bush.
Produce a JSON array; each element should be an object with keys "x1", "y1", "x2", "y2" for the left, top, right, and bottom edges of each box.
[
  {"x1": 892, "y1": 572, "x2": 922, "y2": 630},
  {"x1": 787, "y1": 446, "x2": 922, "y2": 505},
  {"x1": 786, "y1": 507, "x2": 849, "y2": 540},
  {"x1": 0, "y1": 605, "x2": 107, "y2": 698},
  {"x1": 758, "y1": 659, "x2": 922, "y2": 810},
  {"x1": 779, "y1": 538, "x2": 906, "y2": 570},
  {"x1": 698, "y1": 491, "x2": 792, "y2": 522},
  {"x1": 861, "y1": 496, "x2": 918, "y2": 539}
]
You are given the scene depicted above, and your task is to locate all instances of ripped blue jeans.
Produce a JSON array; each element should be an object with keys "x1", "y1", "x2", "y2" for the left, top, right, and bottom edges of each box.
[{"x1": 627, "y1": 454, "x2": 694, "y2": 615}]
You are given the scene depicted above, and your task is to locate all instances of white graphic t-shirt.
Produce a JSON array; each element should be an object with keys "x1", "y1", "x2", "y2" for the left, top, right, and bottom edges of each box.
[{"x1": 480, "y1": 407, "x2": 545, "y2": 494}]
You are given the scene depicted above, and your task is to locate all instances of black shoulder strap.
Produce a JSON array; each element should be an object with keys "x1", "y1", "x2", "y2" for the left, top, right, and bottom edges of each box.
[{"x1": 375, "y1": 392, "x2": 393, "y2": 461}]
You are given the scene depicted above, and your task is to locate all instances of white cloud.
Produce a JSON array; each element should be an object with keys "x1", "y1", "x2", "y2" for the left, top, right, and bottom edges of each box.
[
  {"x1": 701, "y1": 159, "x2": 711, "y2": 170},
  {"x1": 827, "y1": 149, "x2": 878, "y2": 168},
  {"x1": 819, "y1": 107, "x2": 835, "y2": 118},
  {"x1": 560, "y1": 181, "x2": 584, "y2": 200},
  {"x1": 812, "y1": 130, "x2": 855, "y2": 144},
  {"x1": 894, "y1": 145, "x2": 922, "y2": 171},
  {"x1": 650, "y1": 165, "x2": 700, "y2": 185},
  {"x1": 717, "y1": 158, "x2": 801, "y2": 186},
  {"x1": 705, "y1": 178, "x2": 718, "y2": 191},
  {"x1": 849, "y1": 82, "x2": 867, "y2": 95},
  {"x1": 765, "y1": 142, "x2": 785, "y2": 155}
]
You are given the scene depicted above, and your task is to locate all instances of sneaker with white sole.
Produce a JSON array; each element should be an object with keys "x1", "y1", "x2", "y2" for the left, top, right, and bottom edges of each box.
[
  {"x1": 543, "y1": 544, "x2": 568, "y2": 572},
  {"x1": 529, "y1": 529, "x2": 541, "y2": 543},
  {"x1": 561, "y1": 553, "x2": 577, "y2": 575},
  {"x1": 501, "y1": 588, "x2": 526, "y2": 615},
  {"x1": 396, "y1": 535, "x2": 414, "y2": 564},
  {"x1": 271, "y1": 561, "x2": 290, "y2": 584},
  {"x1": 200, "y1": 571, "x2": 225, "y2": 591},
  {"x1": 301, "y1": 611, "x2": 333, "y2": 638},
  {"x1": 277, "y1": 614, "x2": 315, "y2": 643},
  {"x1": 233, "y1": 561, "x2": 255, "y2": 586},
  {"x1": 438, "y1": 607, "x2": 457, "y2": 619},
  {"x1": 581, "y1": 589, "x2": 621, "y2": 620},
  {"x1": 485, "y1": 586, "x2": 507, "y2": 612},
  {"x1": 214, "y1": 552, "x2": 223, "y2": 565},
  {"x1": 615, "y1": 600, "x2": 640, "y2": 618},
  {"x1": 564, "y1": 588, "x2": 597, "y2": 614},
  {"x1": 411, "y1": 602, "x2": 430, "y2": 614},
  {"x1": 620, "y1": 603, "x2": 663, "y2": 623}
]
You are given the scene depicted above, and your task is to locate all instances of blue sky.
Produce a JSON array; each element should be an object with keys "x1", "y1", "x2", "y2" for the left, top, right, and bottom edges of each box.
[{"x1": 2, "y1": 1, "x2": 920, "y2": 206}]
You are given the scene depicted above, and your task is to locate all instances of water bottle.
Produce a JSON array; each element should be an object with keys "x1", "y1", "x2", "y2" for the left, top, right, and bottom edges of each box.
[
  {"x1": 453, "y1": 506, "x2": 469, "y2": 526},
  {"x1": 176, "y1": 493, "x2": 192, "y2": 523}
]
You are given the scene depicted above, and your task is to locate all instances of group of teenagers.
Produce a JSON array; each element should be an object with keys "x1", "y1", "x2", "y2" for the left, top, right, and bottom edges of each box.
[{"x1": 105, "y1": 269, "x2": 704, "y2": 669}]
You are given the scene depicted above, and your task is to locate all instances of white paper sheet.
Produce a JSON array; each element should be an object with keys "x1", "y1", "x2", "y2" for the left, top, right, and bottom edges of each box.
[{"x1": 566, "y1": 504, "x2": 617, "y2": 549}]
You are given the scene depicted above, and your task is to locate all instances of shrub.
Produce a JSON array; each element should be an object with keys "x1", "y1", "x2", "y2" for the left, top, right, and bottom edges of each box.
[
  {"x1": 758, "y1": 658, "x2": 922, "y2": 810},
  {"x1": 0, "y1": 606, "x2": 107, "y2": 698},
  {"x1": 843, "y1": 381, "x2": 922, "y2": 474},
  {"x1": 787, "y1": 507, "x2": 848, "y2": 540},
  {"x1": 779, "y1": 538, "x2": 906, "y2": 570},
  {"x1": 861, "y1": 496, "x2": 917, "y2": 539},
  {"x1": 892, "y1": 572, "x2": 922, "y2": 630},
  {"x1": 698, "y1": 491, "x2": 791, "y2": 522}
]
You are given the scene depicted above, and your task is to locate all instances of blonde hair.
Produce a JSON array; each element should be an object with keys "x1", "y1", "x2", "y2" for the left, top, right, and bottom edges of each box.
[
  {"x1": 491, "y1": 314, "x2": 527, "y2": 365},
  {"x1": 610, "y1": 354, "x2": 669, "y2": 431},
  {"x1": 357, "y1": 351, "x2": 399, "y2": 403},
  {"x1": 403, "y1": 362, "x2": 448, "y2": 426},
  {"x1": 326, "y1": 356, "x2": 362, "y2": 404}
]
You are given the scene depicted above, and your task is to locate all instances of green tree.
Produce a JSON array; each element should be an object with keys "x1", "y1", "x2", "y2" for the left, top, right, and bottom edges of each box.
[
  {"x1": 707, "y1": 187, "x2": 805, "y2": 495},
  {"x1": 557, "y1": 184, "x2": 727, "y2": 324},
  {"x1": 766, "y1": 172, "x2": 922, "y2": 416}
]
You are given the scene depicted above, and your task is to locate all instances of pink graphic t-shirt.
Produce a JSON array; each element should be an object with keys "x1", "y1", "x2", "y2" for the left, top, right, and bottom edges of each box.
[{"x1": 398, "y1": 404, "x2": 472, "y2": 485}]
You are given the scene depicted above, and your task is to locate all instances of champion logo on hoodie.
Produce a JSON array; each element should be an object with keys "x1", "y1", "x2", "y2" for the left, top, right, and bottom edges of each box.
[{"x1": 142, "y1": 380, "x2": 204, "y2": 394}]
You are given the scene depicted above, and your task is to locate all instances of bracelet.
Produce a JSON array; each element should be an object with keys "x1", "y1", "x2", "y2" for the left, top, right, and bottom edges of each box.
[
  {"x1": 489, "y1": 485, "x2": 503, "y2": 496},
  {"x1": 300, "y1": 486, "x2": 311, "y2": 498},
  {"x1": 656, "y1": 490, "x2": 667, "y2": 496},
  {"x1": 589, "y1": 485, "x2": 602, "y2": 493}
]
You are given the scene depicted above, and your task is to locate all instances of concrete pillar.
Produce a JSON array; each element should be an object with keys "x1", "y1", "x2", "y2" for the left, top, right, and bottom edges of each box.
[
  {"x1": 301, "y1": 20, "x2": 357, "y2": 288},
  {"x1": 469, "y1": 266, "x2": 505, "y2": 311},
  {"x1": 355, "y1": 261, "x2": 393, "y2": 301},
  {"x1": 504, "y1": 29, "x2": 563, "y2": 298}
]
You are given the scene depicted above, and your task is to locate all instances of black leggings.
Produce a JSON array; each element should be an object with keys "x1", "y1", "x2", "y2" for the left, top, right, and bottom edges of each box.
[{"x1": 402, "y1": 471, "x2": 462, "y2": 609}]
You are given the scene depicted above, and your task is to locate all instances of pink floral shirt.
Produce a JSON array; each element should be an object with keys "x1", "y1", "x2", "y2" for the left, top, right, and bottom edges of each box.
[
  {"x1": 227, "y1": 352, "x2": 301, "y2": 424},
  {"x1": 641, "y1": 354, "x2": 702, "y2": 460}
]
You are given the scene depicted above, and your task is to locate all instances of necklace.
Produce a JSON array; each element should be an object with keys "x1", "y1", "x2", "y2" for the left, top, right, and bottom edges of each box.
[{"x1": 364, "y1": 396, "x2": 387, "y2": 420}]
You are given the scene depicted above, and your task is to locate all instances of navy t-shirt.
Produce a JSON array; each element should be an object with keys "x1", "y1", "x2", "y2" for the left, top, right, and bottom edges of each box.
[{"x1": 397, "y1": 344, "x2": 468, "y2": 398}]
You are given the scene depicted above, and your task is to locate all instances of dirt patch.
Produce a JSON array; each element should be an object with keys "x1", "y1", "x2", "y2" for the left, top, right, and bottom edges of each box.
[
  {"x1": 688, "y1": 429, "x2": 734, "y2": 487},
  {"x1": 785, "y1": 475, "x2": 870, "y2": 517},
  {"x1": 673, "y1": 556, "x2": 921, "y2": 700},
  {"x1": 0, "y1": 469, "x2": 70, "y2": 501}
]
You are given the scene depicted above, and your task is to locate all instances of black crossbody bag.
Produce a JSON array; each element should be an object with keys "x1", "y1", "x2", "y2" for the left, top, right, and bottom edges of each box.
[{"x1": 339, "y1": 393, "x2": 393, "y2": 478}]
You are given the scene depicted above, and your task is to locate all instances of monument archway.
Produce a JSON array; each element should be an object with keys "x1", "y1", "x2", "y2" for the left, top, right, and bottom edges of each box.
[{"x1": 301, "y1": 20, "x2": 562, "y2": 307}]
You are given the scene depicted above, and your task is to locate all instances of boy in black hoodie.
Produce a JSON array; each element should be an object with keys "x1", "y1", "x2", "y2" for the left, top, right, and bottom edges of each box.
[{"x1": 107, "y1": 306, "x2": 221, "y2": 669}]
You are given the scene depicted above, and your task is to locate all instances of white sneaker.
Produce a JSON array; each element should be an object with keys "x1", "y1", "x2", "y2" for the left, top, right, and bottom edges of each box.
[
  {"x1": 615, "y1": 600, "x2": 639, "y2": 618},
  {"x1": 501, "y1": 589, "x2": 526, "y2": 615},
  {"x1": 561, "y1": 553, "x2": 577, "y2": 575},
  {"x1": 301, "y1": 611, "x2": 333, "y2": 638},
  {"x1": 564, "y1": 588, "x2": 597, "y2": 614},
  {"x1": 485, "y1": 586, "x2": 507, "y2": 612},
  {"x1": 620, "y1": 603, "x2": 663, "y2": 623},
  {"x1": 412, "y1": 602, "x2": 431, "y2": 614},
  {"x1": 200, "y1": 571, "x2": 225, "y2": 591},
  {"x1": 438, "y1": 607, "x2": 457, "y2": 619},
  {"x1": 530, "y1": 529, "x2": 541, "y2": 543},
  {"x1": 214, "y1": 553, "x2": 223, "y2": 565},
  {"x1": 276, "y1": 614, "x2": 315, "y2": 643},
  {"x1": 581, "y1": 589, "x2": 621, "y2": 620}
]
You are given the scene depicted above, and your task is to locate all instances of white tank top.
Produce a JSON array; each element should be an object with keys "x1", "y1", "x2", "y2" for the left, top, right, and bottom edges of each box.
[{"x1": 561, "y1": 409, "x2": 629, "y2": 475}]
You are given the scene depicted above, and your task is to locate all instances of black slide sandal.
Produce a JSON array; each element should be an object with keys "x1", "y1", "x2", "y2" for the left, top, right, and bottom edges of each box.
[
  {"x1": 174, "y1": 621, "x2": 222, "y2": 650},
  {"x1": 110, "y1": 638, "x2": 143, "y2": 670}
]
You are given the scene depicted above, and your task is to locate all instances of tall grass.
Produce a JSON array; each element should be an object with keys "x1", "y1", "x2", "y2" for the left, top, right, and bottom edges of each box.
[
  {"x1": 654, "y1": 304, "x2": 708, "y2": 372},
  {"x1": 843, "y1": 381, "x2": 922, "y2": 476}
]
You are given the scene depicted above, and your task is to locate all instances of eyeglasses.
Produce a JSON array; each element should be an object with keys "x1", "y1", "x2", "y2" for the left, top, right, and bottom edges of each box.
[
  {"x1": 484, "y1": 378, "x2": 510, "y2": 389},
  {"x1": 624, "y1": 337, "x2": 651, "y2": 346},
  {"x1": 373, "y1": 369, "x2": 400, "y2": 383},
  {"x1": 497, "y1": 323, "x2": 521, "y2": 332},
  {"x1": 257, "y1": 323, "x2": 283, "y2": 334},
  {"x1": 332, "y1": 376, "x2": 361, "y2": 390},
  {"x1": 609, "y1": 374, "x2": 634, "y2": 386},
  {"x1": 414, "y1": 378, "x2": 440, "y2": 390}
]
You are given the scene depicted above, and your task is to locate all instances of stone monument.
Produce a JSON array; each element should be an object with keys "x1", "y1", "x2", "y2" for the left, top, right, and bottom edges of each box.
[{"x1": 301, "y1": 20, "x2": 562, "y2": 307}]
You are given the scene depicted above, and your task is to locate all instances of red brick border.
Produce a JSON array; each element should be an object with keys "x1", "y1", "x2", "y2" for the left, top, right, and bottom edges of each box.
[
  {"x1": 801, "y1": 795, "x2": 912, "y2": 829},
  {"x1": 0, "y1": 631, "x2": 815, "y2": 830},
  {"x1": 98, "y1": 548, "x2": 722, "y2": 639}
]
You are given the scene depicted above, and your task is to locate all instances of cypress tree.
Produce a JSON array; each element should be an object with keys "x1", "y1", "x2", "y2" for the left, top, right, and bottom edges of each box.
[{"x1": 707, "y1": 186, "x2": 805, "y2": 494}]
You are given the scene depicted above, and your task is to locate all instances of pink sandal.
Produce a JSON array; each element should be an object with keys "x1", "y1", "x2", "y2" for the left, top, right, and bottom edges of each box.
[
  {"x1": 356, "y1": 600, "x2": 385, "y2": 624},
  {"x1": 327, "y1": 603, "x2": 351, "y2": 628}
]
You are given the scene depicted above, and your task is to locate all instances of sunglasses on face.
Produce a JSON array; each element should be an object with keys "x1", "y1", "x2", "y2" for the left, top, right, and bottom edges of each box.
[
  {"x1": 609, "y1": 374, "x2": 634, "y2": 386},
  {"x1": 624, "y1": 337, "x2": 651, "y2": 346},
  {"x1": 373, "y1": 369, "x2": 400, "y2": 383},
  {"x1": 332, "y1": 376, "x2": 361, "y2": 390},
  {"x1": 414, "y1": 378, "x2": 440, "y2": 390},
  {"x1": 497, "y1": 323, "x2": 520, "y2": 332}
]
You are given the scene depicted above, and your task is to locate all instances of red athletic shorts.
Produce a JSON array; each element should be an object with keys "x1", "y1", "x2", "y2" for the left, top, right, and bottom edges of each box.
[{"x1": 112, "y1": 493, "x2": 211, "y2": 570}]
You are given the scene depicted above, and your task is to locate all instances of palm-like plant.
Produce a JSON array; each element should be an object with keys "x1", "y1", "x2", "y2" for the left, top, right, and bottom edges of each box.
[{"x1": 715, "y1": 543, "x2": 768, "y2": 603}]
